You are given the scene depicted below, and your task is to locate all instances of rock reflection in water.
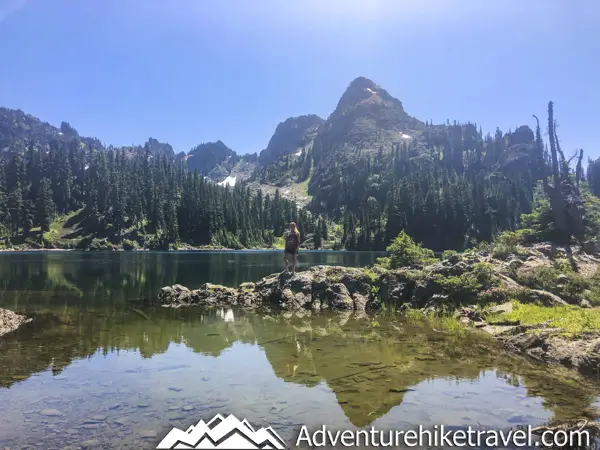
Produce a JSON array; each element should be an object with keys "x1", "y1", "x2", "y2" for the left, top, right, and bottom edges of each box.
[{"x1": 1, "y1": 306, "x2": 600, "y2": 448}]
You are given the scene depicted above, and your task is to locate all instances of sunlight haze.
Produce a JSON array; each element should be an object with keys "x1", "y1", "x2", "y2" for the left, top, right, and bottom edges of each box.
[{"x1": 0, "y1": 0, "x2": 597, "y2": 156}]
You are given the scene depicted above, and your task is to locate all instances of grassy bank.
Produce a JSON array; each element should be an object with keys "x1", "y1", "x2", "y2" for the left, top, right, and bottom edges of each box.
[{"x1": 486, "y1": 302, "x2": 600, "y2": 337}]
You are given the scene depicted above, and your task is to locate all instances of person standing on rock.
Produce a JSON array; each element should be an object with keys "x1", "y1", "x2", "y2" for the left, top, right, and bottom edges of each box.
[{"x1": 284, "y1": 222, "x2": 301, "y2": 273}]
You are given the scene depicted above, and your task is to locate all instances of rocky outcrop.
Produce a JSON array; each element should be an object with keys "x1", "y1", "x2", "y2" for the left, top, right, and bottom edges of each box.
[
  {"x1": 185, "y1": 140, "x2": 239, "y2": 179},
  {"x1": 494, "y1": 328, "x2": 600, "y2": 377},
  {"x1": 453, "y1": 301, "x2": 600, "y2": 378},
  {"x1": 258, "y1": 114, "x2": 324, "y2": 165},
  {"x1": 159, "y1": 266, "x2": 377, "y2": 313},
  {"x1": 0, "y1": 308, "x2": 32, "y2": 337}
]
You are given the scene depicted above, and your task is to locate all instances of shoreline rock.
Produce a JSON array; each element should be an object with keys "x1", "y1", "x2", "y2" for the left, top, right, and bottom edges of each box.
[
  {"x1": 0, "y1": 308, "x2": 32, "y2": 337},
  {"x1": 160, "y1": 266, "x2": 378, "y2": 313},
  {"x1": 456, "y1": 306, "x2": 600, "y2": 377},
  {"x1": 497, "y1": 329, "x2": 600, "y2": 376}
]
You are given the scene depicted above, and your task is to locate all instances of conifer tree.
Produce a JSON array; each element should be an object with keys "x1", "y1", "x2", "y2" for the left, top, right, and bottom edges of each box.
[{"x1": 36, "y1": 177, "x2": 55, "y2": 233}]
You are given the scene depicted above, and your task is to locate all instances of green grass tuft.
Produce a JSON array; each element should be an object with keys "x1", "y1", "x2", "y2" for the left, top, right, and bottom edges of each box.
[{"x1": 490, "y1": 301, "x2": 600, "y2": 337}]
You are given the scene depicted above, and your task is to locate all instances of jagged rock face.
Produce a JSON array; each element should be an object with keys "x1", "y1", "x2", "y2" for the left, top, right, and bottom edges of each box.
[
  {"x1": 0, "y1": 107, "x2": 64, "y2": 150},
  {"x1": 241, "y1": 153, "x2": 258, "y2": 164},
  {"x1": 184, "y1": 140, "x2": 258, "y2": 183},
  {"x1": 0, "y1": 107, "x2": 103, "y2": 153},
  {"x1": 143, "y1": 137, "x2": 174, "y2": 158},
  {"x1": 185, "y1": 140, "x2": 239, "y2": 178},
  {"x1": 258, "y1": 114, "x2": 324, "y2": 165},
  {"x1": 0, "y1": 107, "x2": 177, "y2": 161},
  {"x1": 311, "y1": 77, "x2": 423, "y2": 166}
]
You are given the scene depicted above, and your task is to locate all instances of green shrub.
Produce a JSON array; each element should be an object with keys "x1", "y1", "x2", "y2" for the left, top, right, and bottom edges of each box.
[
  {"x1": 515, "y1": 265, "x2": 591, "y2": 304},
  {"x1": 433, "y1": 262, "x2": 497, "y2": 302},
  {"x1": 587, "y1": 269, "x2": 600, "y2": 306},
  {"x1": 362, "y1": 267, "x2": 380, "y2": 283},
  {"x1": 477, "y1": 286, "x2": 530, "y2": 304},
  {"x1": 491, "y1": 229, "x2": 533, "y2": 259},
  {"x1": 375, "y1": 256, "x2": 391, "y2": 269},
  {"x1": 441, "y1": 250, "x2": 458, "y2": 260},
  {"x1": 331, "y1": 240, "x2": 344, "y2": 250},
  {"x1": 386, "y1": 231, "x2": 436, "y2": 269},
  {"x1": 146, "y1": 234, "x2": 174, "y2": 250},
  {"x1": 476, "y1": 241, "x2": 492, "y2": 252},
  {"x1": 516, "y1": 266, "x2": 560, "y2": 291}
]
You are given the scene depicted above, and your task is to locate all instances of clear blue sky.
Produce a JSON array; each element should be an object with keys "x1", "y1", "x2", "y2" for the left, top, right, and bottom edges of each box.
[{"x1": 0, "y1": 0, "x2": 598, "y2": 158}]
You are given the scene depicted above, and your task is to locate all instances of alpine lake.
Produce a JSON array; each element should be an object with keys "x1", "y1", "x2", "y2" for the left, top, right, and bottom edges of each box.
[{"x1": 1, "y1": 251, "x2": 600, "y2": 449}]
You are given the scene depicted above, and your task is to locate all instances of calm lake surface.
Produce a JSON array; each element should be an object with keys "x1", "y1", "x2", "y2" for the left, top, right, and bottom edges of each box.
[{"x1": 1, "y1": 251, "x2": 600, "y2": 449}]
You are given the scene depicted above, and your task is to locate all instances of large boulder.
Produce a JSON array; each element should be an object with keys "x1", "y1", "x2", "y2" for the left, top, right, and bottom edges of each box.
[
  {"x1": 194, "y1": 283, "x2": 238, "y2": 306},
  {"x1": 378, "y1": 270, "x2": 416, "y2": 306},
  {"x1": 158, "y1": 284, "x2": 192, "y2": 305},
  {"x1": 324, "y1": 283, "x2": 354, "y2": 310},
  {"x1": 527, "y1": 289, "x2": 569, "y2": 307}
]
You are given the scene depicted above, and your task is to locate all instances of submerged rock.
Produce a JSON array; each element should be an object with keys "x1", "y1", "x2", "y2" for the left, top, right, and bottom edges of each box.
[
  {"x1": 159, "y1": 266, "x2": 380, "y2": 312},
  {"x1": 39, "y1": 408, "x2": 64, "y2": 417},
  {"x1": 0, "y1": 308, "x2": 32, "y2": 337},
  {"x1": 497, "y1": 328, "x2": 600, "y2": 376}
]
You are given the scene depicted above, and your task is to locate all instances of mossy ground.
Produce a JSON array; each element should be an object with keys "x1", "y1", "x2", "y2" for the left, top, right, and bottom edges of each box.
[
  {"x1": 487, "y1": 301, "x2": 600, "y2": 337},
  {"x1": 1, "y1": 209, "x2": 86, "y2": 250}
]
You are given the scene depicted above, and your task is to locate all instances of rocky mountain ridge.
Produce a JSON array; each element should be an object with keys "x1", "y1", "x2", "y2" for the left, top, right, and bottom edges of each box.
[
  {"x1": 258, "y1": 114, "x2": 324, "y2": 165},
  {"x1": 0, "y1": 76, "x2": 544, "y2": 208},
  {"x1": 0, "y1": 107, "x2": 175, "y2": 159}
]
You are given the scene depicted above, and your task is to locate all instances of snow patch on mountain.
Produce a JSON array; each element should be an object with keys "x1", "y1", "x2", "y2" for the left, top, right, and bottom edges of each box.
[{"x1": 218, "y1": 176, "x2": 236, "y2": 187}]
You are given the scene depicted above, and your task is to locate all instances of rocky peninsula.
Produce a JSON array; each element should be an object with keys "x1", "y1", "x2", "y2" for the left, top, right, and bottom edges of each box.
[{"x1": 160, "y1": 242, "x2": 600, "y2": 378}]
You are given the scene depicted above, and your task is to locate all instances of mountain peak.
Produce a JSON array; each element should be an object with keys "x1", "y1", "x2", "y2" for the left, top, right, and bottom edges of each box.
[
  {"x1": 348, "y1": 76, "x2": 379, "y2": 90},
  {"x1": 334, "y1": 76, "x2": 404, "y2": 116},
  {"x1": 186, "y1": 140, "x2": 238, "y2": 177}
]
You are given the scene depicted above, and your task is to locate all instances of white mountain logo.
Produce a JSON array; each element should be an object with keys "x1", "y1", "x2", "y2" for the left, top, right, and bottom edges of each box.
[{"x1": 156, "y1": 413, "x2": 287, "y2": 449}]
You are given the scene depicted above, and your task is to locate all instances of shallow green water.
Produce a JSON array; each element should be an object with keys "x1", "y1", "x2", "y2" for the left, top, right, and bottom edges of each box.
[{"x1": 1, "y1": 251, "x2": 599, "y2": 449}]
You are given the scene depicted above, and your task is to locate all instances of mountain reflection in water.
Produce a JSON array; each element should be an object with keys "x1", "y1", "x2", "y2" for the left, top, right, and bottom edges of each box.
[{"x1": 1, "y1": 252, "x2": 600, "y2": 449}]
